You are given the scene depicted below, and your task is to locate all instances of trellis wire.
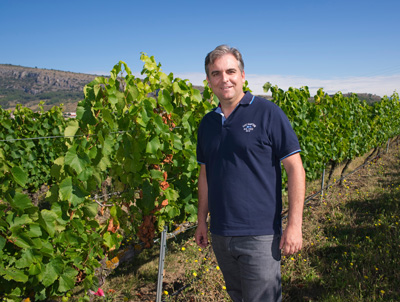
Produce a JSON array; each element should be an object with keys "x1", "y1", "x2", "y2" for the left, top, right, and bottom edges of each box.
[
  {"x1": 0, "y1": 126, "x2": 183, "y2": 143},
  {"x1": 0, "y1": 131, "x2": 128, "y2": 143}
]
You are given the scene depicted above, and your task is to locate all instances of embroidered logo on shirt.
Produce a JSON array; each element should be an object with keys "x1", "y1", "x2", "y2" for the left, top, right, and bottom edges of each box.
[{"x1": 242, "y1": 123, "x2": 256, "y2": 132}]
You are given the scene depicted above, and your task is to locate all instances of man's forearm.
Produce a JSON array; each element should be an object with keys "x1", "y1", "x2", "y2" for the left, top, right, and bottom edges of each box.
[
  {"x1": 197, "y1": 164, "x2": 209, "y2": 225},
  {"x1": 283, "y1": 153, "x2": 306, "y2": 228},
  {"x1": 195, "y1": 164, "x2": 209, "y2": 248},
  {"x1": 280, "y1": 153, "x2": 305, "y2": 254},
  {"x1": 287, "y1": 166, "x2": 305, "y2": 228}
]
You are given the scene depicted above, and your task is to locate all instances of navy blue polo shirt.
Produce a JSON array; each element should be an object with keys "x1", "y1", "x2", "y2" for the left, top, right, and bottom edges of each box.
[{"x1": 197, "y1": 92, "x2": 301, "y2": 236}]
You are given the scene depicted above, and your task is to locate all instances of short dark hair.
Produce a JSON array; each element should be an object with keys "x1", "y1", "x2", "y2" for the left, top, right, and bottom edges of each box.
[{"x1": 205, "y1": 45, "x2": 244, "y2": 77}]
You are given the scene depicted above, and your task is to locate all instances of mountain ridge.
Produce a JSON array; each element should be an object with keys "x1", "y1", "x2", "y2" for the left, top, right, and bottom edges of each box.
[{"x1": 0, "y1": 64, "x2": 101, "y2": 111}]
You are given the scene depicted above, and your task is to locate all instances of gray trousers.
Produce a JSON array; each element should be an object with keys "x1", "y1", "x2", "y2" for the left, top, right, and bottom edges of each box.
[{"x1": 211, "y1": 234, "x2": 282, "y2": 302}]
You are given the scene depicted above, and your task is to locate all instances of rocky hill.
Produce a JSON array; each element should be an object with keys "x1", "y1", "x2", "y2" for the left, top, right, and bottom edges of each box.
[
  {"x1": 0, "y1": 64, "x2": 208, "y2": 112},
  {"x1": 0, "y1": 64, "x2": 100, "y2": 111},
  {"x1": 342, "y1": 92, "x2": 381, "y2": 104}
]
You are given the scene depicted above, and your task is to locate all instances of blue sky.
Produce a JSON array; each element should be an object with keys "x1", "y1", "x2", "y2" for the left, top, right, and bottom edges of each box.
[{"x1": 1, "y1": 0, "x2": 399, "y2": 96}]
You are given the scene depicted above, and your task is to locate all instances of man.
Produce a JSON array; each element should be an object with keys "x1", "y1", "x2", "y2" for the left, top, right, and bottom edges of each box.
[{"x1": 195, "y1": 45, "x2": 305, "y2": 302}]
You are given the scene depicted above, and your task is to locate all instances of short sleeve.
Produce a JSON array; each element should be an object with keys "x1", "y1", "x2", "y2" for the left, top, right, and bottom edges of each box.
[{"x1": 268, "y1": 105, "x2": 301, "y2": 160}]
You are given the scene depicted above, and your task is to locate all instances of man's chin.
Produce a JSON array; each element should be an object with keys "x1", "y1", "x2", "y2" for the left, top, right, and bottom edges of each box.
[{"x1": 217, "y1": 92, "x2": 233, "y2": 101}]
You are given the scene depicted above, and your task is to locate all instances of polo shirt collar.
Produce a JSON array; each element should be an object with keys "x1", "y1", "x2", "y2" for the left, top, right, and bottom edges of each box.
[
  {"x1": 215, "y1": 92, "x2": 254, "y2": 125},
  {"x1": 239, "y1": 91, "x2": 254, "y2": 105}
]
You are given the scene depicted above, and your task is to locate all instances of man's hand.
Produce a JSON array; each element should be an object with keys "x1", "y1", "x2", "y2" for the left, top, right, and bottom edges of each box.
[
  {"x1": 279, "y1": 224, "x2": 302, "y2": 255},
  {"x1": 195, "y1": 223, "x2": 209, "y2": 248}
]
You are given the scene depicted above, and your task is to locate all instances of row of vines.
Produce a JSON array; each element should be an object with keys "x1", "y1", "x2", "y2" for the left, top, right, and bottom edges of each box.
[
  {"x1": 1, "y1": 53, "x2": 399, "y2": 301},
  {"x1": 269, "y1": 84, "x2": 400, "y2": 182}
]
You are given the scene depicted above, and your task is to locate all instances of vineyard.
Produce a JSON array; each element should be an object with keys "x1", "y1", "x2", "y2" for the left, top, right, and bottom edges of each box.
[{"x1": 0, "y1": 53, "x2": 400, "y2": 302}]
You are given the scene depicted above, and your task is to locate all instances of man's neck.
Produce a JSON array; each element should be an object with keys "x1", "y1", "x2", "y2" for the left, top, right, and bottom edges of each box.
[{"x1": 220, "y1": 93, "x2": 245, "y2": 118}]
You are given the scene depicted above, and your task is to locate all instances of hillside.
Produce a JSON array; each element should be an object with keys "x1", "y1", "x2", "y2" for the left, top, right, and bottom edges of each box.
[
  {"x1": 0, "y1": 64, "x2": 100, "y2": 111},
  {"x1": 342, "y1": 92, "x2": 382, "y2": 104}
]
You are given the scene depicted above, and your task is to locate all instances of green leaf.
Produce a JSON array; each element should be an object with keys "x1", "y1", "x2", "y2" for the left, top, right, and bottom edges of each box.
[
  {"x1": 71, "y1": 219, "x2": 84, "y2": 234},
  {"x1": 11, "y1": 192, "x2": 33, "y2": 210},
  {"x1": 31, "y1": 237, "x2": 43, "y2": 249},
  {"x1": 110, "y1": 205, "x2": 117, "y2": 218},
  {"x1": 103, "y1": 231, "x2": 119, "y2": 249},
  {"x1": 141, "y1": 180, "x2": 158, "y2": 213},
  {"x1": 172, "y1": 134, "x2": 183, "y2": 150},
  {"x1": 76, "y1": 103, "x2": 96, "y2": 125},
  {"x1": 172, "y1": 81, "x2": 183, "y2": 94},
  {"x1": 40, "y1": 240, "x2": 54, "y2": 257},
  {"x1": 58, "y1": 266, "x2": 78, "y2": 292},
  {"x1": 65, "y1": 148, "x2": 88, "y2": 174},
  {"x1": 108, "y1": 89, "x2": 118, "y2": 106},
  {"x1": 78, "y1": 166, "x2": 94, "y2": 181},
  {"x1": 45, "y1": 184, "x2": 60, "y2": 204},
  {"x1": 12, "y1": 231, "x2": 34, "y2": 249},
  {"x1": 15, "y1": 249, "x2": 40, "y2": 269},
  {"x1": 9, "y1": 214, "x2": 32, "y2": 231},
  {"x1": 153, "y1": 115, "x2": 167, "y2": 134},
  {"x1": 11, "y1": 166, "x2": 28, "y2": 187},
  {"x1": 159, "y1": 89, "x2": 174, "y2": 113},
  {"x1": 150, "y1": 169, "x2": 164, "y2": 180},
  {"x1": 38, "y1": 209, "x2": 58, "y2": 237},
  {"x1": 146, "y1": 136, "x2": 161, "y2": 154},
  {"x1": 57, "y1": 178, "x2": 86, "y2": 206},
  {"x1": 59, "y1": 177, "x2": 73, "y2": 201},
  {"x1": 185, "y1": 204, "x2": 197, "y2": 216},
  {"x1": 139, "y1": 106, "x2": 151, "y2": 125},
  {"x1": 82, "y1": 202, "x2": 98, "y2": 219},
  {"x1": 0, "y1": 236, "x2": 6, "y2": 250},
  {"x1": 29, "y1": 262, "x2": 44, "y2": 276},
  {"x1": 64, "y1": 120, "x2": 80, "y2": 138},
  {"x1": 93, "y1": 84, "x2": 101, "y2": 99},
  {"x1": 127, "y1": 86, "x2": 139, "y2": 102},
  {"x1": 0, "y1": 267, "x2": 29, "y2": 282},
  {"x1": 102, "y1": 108, "x2": 115, "y2": 128},
  {"x1": 102, "y1": 135, "x2": 114, "y2": 156},
  {"x1": 42, "y1": 257, "x2": 64, "y2": 287},
  {"x1": 164, "y1": 188, "x2": 180, "y2": 202},
  {"x1": 27, "y1": 223, "x2": 43, "y2": 237},
  {"x1": 63, "y1": 230, "x2": 80, "y2": 245},
  {"x1": 166, "y1": 205, "x2": 179, "y2": 218},
  {"x1": 51, "y1": 156, "x2": 65, "y2": 179},
  {"x1": 96, "y1": 154, "x2": 111, "y2": 172},
  {"x1": 34, "y1": 287, "x2": 48, "y2": 301}
]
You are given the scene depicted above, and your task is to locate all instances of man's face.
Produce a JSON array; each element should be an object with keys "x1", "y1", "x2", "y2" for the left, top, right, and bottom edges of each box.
[{"x1": 206, "y1": 54, "x2": 245, "y2": 105}]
